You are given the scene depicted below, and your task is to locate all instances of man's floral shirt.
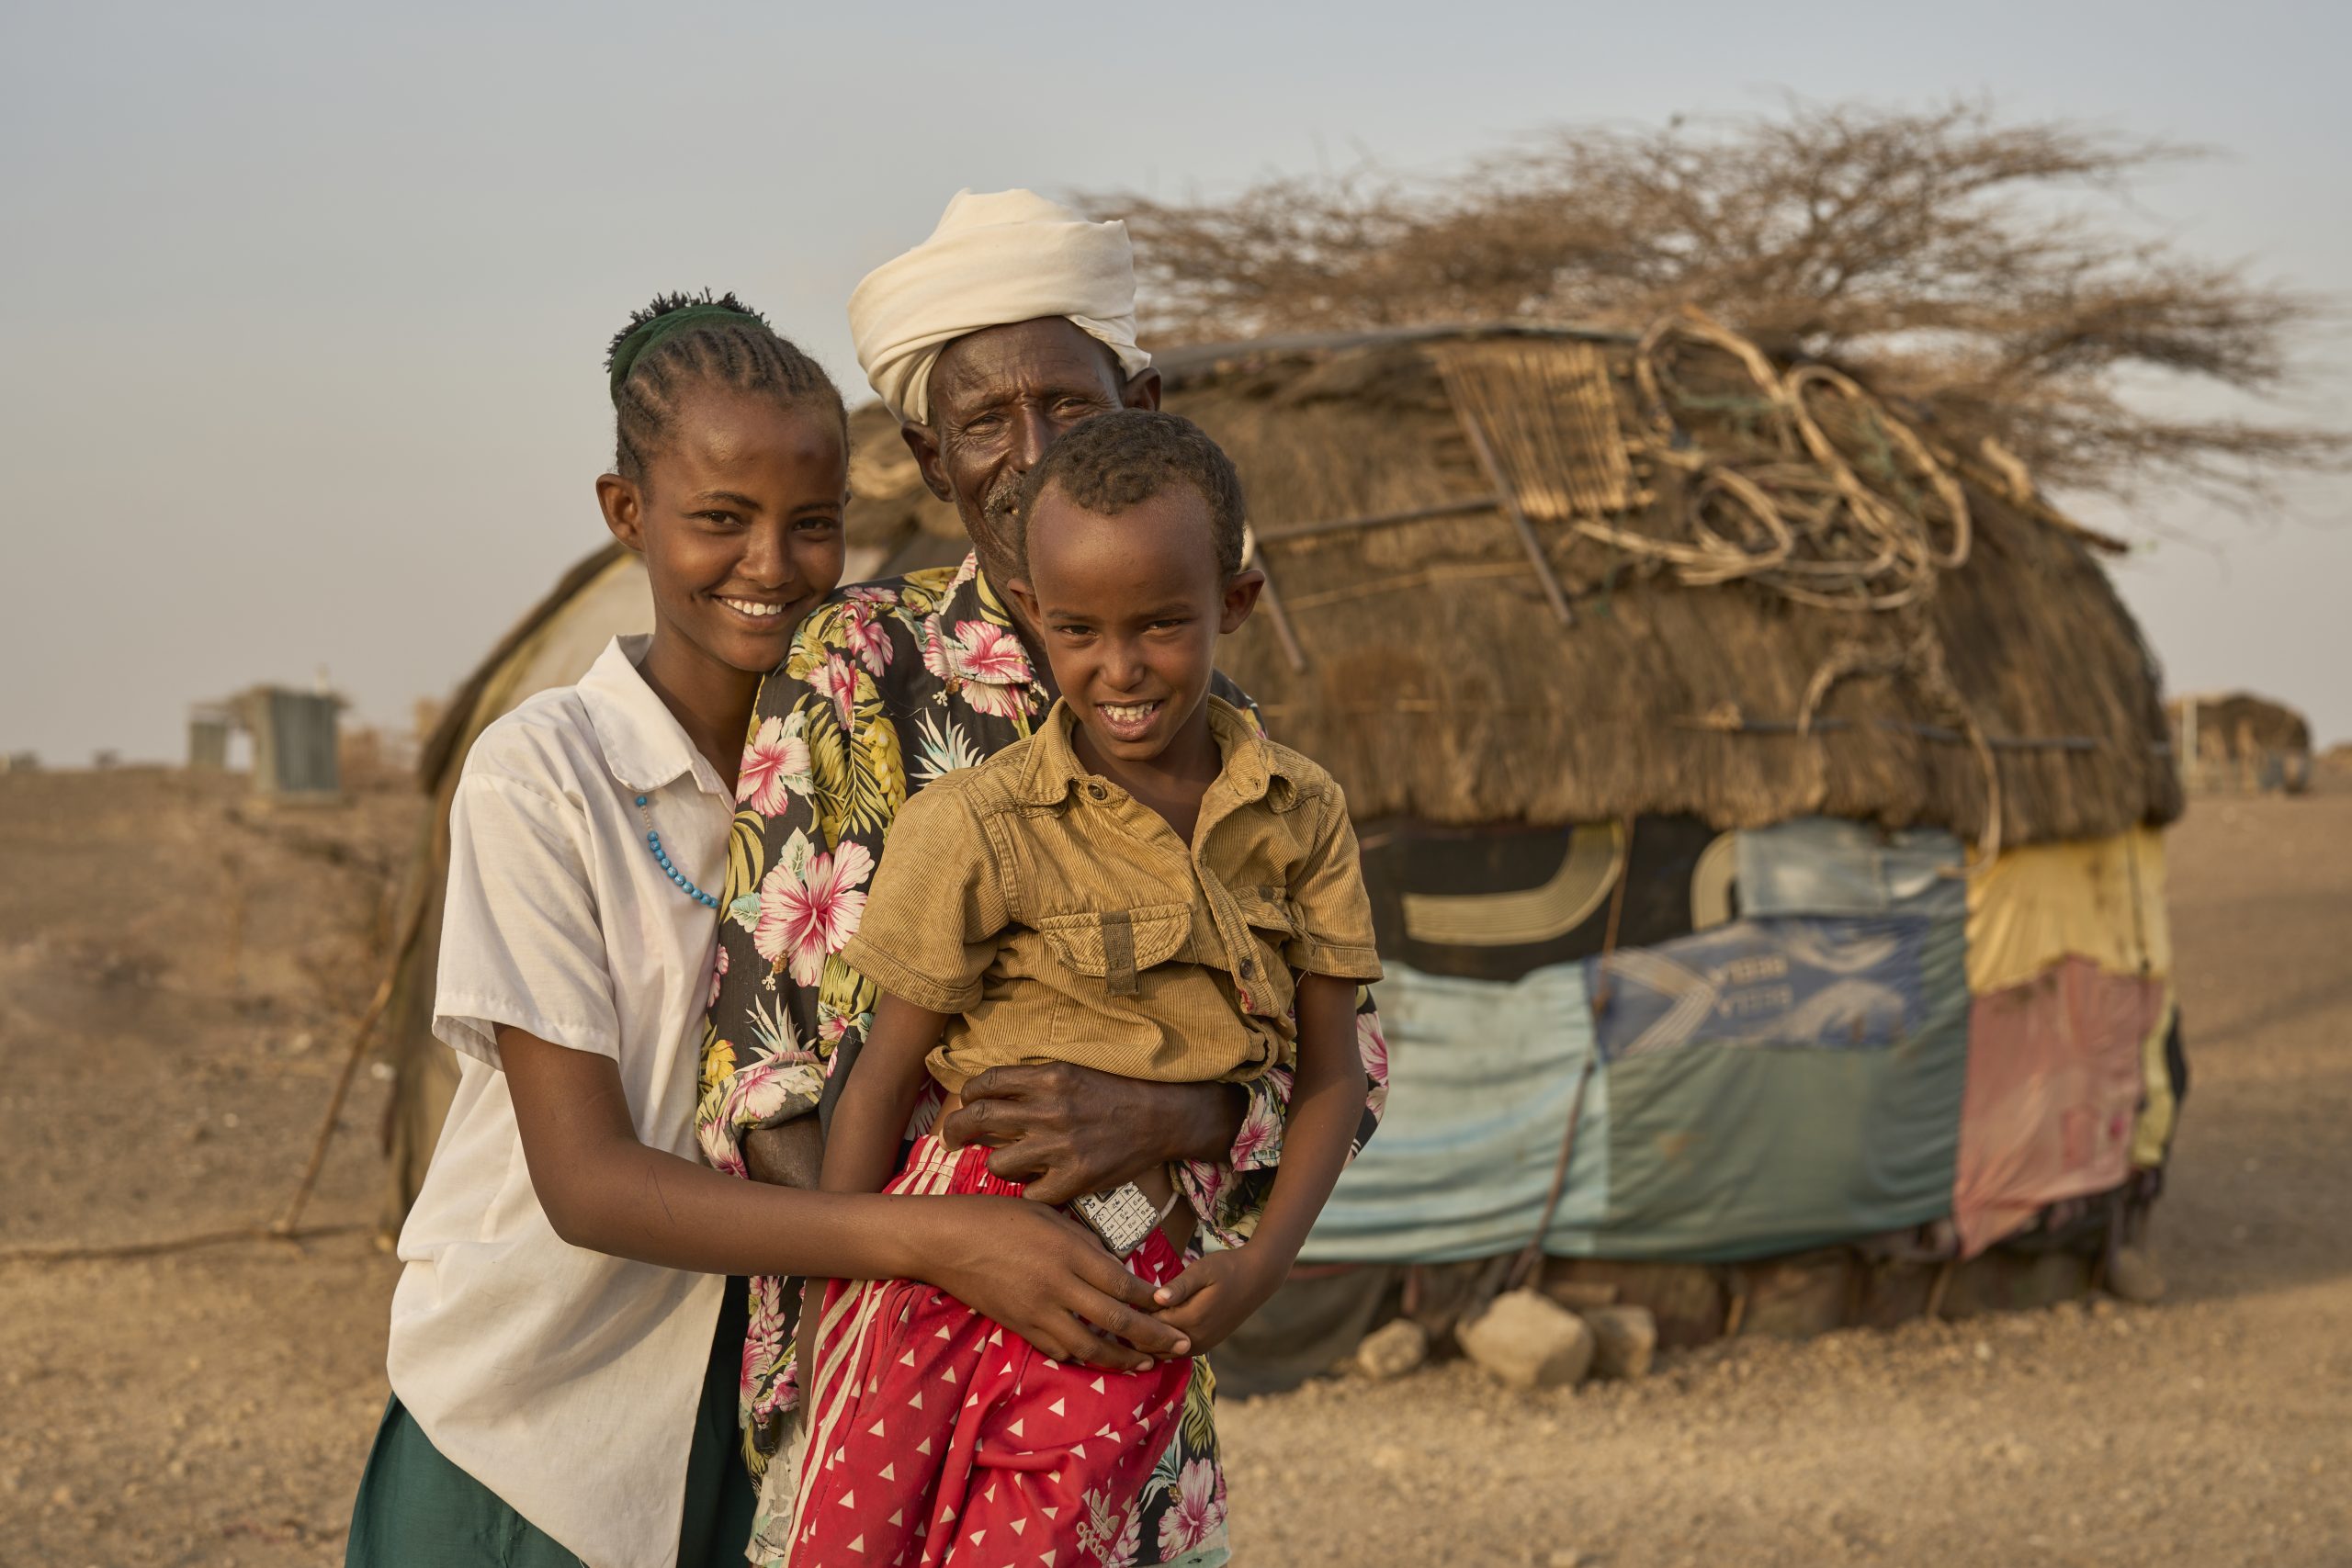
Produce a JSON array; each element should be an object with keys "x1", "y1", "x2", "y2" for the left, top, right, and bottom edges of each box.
[{"x1": 695, "y1": 553, "x2": 1389, "y2": 1561}]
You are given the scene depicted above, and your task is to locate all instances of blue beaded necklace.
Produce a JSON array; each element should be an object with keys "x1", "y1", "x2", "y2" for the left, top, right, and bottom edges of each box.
[{"x1": 636, "y1": 793, "x2": 720, "y2": 908}]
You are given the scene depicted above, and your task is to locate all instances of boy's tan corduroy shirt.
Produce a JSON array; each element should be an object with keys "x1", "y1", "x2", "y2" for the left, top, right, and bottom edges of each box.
[{"x1": 840, "y1": 696, "x2": 1383, "y2": 1091}]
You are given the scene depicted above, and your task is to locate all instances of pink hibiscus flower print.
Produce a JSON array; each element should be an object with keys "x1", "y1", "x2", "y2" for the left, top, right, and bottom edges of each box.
[
  {"x1": 840, "y1": 602, "x2": 895, "y2": 677},
  {"x1": 735, "y1": 715, "x2": 811, "y2": 817},
  {"x1": 806, "y1": 650, "x2": 860, "y2": 729},
  {"x1": 707, "y1": 943, "x2": 729, "y2": 1009},
  {"x1": 917, "y1": 615, "x2": 953, "y2": 683},
  {"x1": 842, "y1": 581, "x2": 901, "y2": 607},
  {"x1": 752, "y1": 841, "x2": 875, "y2": 987},
  {"x1": 949, "y1": 618, "x2": 1030, "y2": 682},
  {"x1": 1156, "y1": 1460, "x2": 1227, "y2": 1560},
  {"x1": 1231, "y1": 1085, "x2": 1285, "y2": 1170}
]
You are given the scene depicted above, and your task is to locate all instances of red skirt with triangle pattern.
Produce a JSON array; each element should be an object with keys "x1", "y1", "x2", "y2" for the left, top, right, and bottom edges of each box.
[{"x1": 786, "y1": 1136, "x2": 1193, "y2": 1568}]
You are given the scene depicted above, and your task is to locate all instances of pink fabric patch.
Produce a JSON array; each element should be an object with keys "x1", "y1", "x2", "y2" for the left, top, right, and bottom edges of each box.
[{"x1": 1953, "y1": 957, "x2": 2164, "y2": 1256}]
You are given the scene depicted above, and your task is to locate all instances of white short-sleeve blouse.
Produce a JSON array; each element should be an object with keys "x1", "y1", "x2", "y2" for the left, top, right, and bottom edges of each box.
[{"x1": 388, "y1": 635, "x2": 735, "y2": 1568}]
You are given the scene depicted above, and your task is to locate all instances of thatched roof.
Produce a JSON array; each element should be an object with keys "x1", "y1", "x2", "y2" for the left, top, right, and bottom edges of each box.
[
  {"x1": 2165, "y1": 691, "x2": 2312, "y2": 757},
  {"x1": 843, "y1": 318, "x2": 2180, "y2": 850}
]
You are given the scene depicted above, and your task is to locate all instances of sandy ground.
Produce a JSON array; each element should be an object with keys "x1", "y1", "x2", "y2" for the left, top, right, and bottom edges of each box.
[{"x1": 1, "y1": 773, "x2": 2346, "y2": 1567}]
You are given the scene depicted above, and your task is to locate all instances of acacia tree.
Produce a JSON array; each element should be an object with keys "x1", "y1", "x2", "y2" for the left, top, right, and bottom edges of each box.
[{"x1": 1085, "y1": 102, "x2": 2340, "y2": 504}]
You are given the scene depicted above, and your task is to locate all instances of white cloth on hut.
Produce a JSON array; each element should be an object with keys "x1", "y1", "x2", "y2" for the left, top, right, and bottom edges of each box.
[{"x1": 847, "y1": 188, "x2": 1152, "y2": 425}]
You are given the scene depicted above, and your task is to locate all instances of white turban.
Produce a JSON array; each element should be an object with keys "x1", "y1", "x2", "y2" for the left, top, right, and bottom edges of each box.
[{"x1": 847, "y1": 189, "x2": 1152, "y2": 425}]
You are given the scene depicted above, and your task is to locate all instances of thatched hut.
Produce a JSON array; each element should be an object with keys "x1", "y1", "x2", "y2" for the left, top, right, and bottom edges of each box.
[
  {"x1": 379, "y1": 316, "x2": 2188, "y2": 1376},
  {"x1": 2166, "y1": 690, "x2": 2312, "y2": 796}
]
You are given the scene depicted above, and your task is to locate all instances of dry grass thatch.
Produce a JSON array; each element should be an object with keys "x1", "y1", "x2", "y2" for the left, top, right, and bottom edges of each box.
[{"x1": 844, "y1": 318, "x2": 2180, "y2": 849}]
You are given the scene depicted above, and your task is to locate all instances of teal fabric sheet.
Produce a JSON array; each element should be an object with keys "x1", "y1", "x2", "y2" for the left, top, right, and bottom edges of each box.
[
  {"x1": 1592, "y1": 898, "x2": 1969, "y2": 1260},
  {"x1": 1300, "y1": 960, "x2": 1608, "y2": 1263}
]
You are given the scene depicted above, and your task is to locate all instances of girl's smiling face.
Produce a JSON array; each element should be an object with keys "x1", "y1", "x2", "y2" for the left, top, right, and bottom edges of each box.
[{"x1": 599, "y1": 386, "x2": 848, "y2": 679}]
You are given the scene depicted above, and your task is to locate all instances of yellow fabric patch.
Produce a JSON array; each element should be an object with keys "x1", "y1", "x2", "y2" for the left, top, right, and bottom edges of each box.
[{"x1": 1964, "y1": 827, "x2": 2172, "y2": 994}]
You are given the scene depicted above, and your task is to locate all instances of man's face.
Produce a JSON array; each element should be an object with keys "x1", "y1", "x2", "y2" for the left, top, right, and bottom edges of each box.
[{"x1": 902, "y1": 318, "x2": 1159, "y2": 594}]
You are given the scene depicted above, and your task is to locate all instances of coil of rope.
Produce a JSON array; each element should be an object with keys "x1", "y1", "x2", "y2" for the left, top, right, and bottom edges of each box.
[{"x1": 1615, "y1": 309, "x2": 1973, "y2": 612}]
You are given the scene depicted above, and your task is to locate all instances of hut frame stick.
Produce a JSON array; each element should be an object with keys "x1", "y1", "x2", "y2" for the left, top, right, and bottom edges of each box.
[
  {"x1": 1453, "y1": 409, "x2": 1577, "y2": 627},
  {"x1": 272, "y1": 879, "x2": 435, "y2": 1236},
  {"x1": 1253, "y1": 495, "x2": 1505, "y2": 546},
  {"x1": 1679, "y1": 715, "x2": 2111, "y2": 753},
  {"x1": 1507, "y1": 818, "x2": 1633, "y2": 1294},
  {"x1": 1250, "y1": 558, "x2": 1310, "y2": 673}
]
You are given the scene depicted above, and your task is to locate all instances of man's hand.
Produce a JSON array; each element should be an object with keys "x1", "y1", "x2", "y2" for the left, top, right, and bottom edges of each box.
[
  {"x1": 1148, "y1": 1247, "x2": 1280, "y2": 1357},
  {"x1": 939, "y1": 1063, "x2": 1243, "y2": 1206}
]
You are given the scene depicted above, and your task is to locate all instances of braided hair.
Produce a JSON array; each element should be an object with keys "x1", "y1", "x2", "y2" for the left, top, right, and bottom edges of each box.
[{"x1": 605, "y1": 290, "x2": 846, "y2": 481}]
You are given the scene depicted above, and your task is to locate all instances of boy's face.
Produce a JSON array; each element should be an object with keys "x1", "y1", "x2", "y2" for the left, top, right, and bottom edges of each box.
[{"x1": 1013, "y1": 481, "x2": 1261, "y2": 767}]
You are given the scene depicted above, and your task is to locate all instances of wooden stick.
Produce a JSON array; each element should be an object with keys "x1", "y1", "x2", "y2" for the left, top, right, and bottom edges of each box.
[
  {"x1": 270, "y1": 881, "x2": 435, "y2": 1237},
  {"x1": 1252, "y1": 558, "x2": 1310, "y2": 674},
  {"x1": 0, "y1": 1221, "x2": 369, "y2": 1267},
  {"x1": 1455, "y1": 411, "x2": 1576, "y2": 626},
  {"x1": 1252, "y1": 495, "x2": 1505, "y2": 546}
]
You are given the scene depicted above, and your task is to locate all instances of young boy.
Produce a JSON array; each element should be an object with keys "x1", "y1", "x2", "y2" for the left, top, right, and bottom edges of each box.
[{"x1": 783, "y1": 410, "x2": 1381, "y2": 1567}]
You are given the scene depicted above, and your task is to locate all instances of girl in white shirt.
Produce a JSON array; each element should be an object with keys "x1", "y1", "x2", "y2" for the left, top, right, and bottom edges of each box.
[{"x1": 343, "y1": 295, "x2": 1191, "y2": 1568}]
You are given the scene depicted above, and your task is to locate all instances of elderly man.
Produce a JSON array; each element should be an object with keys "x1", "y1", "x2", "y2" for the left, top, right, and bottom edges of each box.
[{"x1": 697, "y1": 189, "x2": 1388, "y2": 1567}]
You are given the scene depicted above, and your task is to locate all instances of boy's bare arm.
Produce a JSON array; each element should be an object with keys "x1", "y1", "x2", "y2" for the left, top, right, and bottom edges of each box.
[
  {"x1": 1148, "y1": 973, "x2": 1363, "y2": 1350},
  {"x1": 819, "y1": 991, "x2": 952, "y2": 1195}
]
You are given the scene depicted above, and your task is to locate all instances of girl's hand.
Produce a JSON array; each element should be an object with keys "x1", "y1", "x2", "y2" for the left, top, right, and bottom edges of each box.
[
  {"x1": 1148, "y1": 1247, "x2": 1280, "y2": 1356},
  {"x1": 912, "y1": 1199, "x2": 1193, "y2": 1371}
]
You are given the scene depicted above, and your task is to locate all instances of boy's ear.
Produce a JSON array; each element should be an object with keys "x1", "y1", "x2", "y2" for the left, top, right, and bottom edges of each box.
[
  {"x1": 1218, "y1": 567, "x2": 1265, "y2": 635},
  {"x1": 596, "y1": 474, "x2": 646, "y2": 554}
]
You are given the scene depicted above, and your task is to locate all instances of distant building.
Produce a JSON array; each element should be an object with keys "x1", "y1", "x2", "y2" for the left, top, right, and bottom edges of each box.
[
  {"x1": 2166, "y1": 691, "x2": 2312, "y2": 796},
  {"x1": 187, "y1": 705, "x2": 234, "y2": 771}
]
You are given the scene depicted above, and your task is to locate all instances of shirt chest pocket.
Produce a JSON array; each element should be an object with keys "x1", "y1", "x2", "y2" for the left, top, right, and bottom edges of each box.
[{"x1": 1036, "y1": 902, "x2": 1193, "y2": 998}]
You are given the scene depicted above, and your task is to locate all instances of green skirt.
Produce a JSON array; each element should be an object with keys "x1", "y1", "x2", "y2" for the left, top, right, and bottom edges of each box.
[{"x1": 345, "y1": 1279, "x2": 756, "y2": 1568}]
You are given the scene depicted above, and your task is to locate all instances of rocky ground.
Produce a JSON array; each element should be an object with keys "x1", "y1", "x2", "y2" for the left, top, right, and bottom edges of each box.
[{"x1": 1, "y1": 773, "x2": 2346, "y2": 1566}]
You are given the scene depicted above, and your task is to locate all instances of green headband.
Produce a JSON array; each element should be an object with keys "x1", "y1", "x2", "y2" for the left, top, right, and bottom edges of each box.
[{"x1": 608, "y1": 302, "x2": 769, "y2": 405}]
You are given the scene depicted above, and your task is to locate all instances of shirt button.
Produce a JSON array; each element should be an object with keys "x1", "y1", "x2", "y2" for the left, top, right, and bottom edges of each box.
[{"x1": 1086, "y1": 783, "x2": 1107, "y2": 801}]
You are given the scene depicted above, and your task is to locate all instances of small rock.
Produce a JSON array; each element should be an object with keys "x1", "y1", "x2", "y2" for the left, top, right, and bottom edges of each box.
[
  {"x1": 1356, "y1": 1318, "x2": 1429, "y2": 1381},
  {"x1": 1459, "y1": 1289, "x2": 1594, "y2": 1391},
  {"x1": 1543, "y1": 1280, "x2": 1622, "y2": 1312},
  {"x1": 50, "y1": 1483, "x2": 73, "y2": 1508},
  {"x1": 1548, "y1": 1551, "x2": 1587, "y2": 1568},
  {"x1": 1580, "y1": 1304, "x2": 1658, "y2": 1381},
  {"x1": 2107, "y1": 1246, "x2": 2167, "y2": 1303}
]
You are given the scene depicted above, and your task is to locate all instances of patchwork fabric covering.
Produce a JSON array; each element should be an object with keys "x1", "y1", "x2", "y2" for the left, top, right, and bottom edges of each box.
[{"x1": 1297, "y1": 815, "x2": 2179, "y2": 1270}]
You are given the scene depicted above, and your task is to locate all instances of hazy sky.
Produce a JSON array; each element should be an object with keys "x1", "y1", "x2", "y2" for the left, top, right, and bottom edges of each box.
[{"x1": 5, "y1": 0, "x2": 2346, "y2": 765}]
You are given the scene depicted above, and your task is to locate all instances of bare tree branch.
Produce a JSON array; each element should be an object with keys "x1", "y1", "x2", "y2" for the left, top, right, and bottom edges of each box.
[{"x1": 1081, "y1": 100, "x2": 2344, "y2": 510}]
